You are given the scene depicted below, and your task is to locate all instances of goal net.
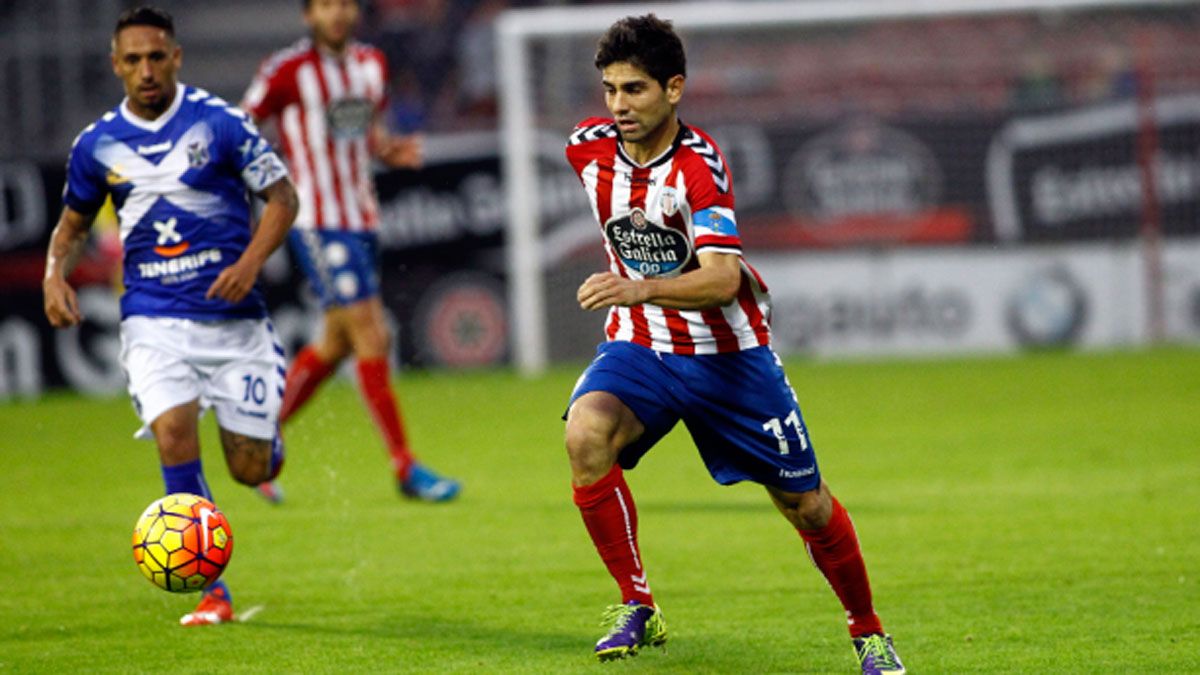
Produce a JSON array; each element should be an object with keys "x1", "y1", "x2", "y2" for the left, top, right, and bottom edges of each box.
[{"x1": 497, "y1": 0, "x2": 1200, "y2": 374}]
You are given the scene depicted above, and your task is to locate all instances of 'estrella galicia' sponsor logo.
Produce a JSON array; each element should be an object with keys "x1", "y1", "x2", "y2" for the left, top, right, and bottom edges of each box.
[
  {"x1": 187, "y1": 140, "x2": 209, "y2": 169},
  {"x1": 784, "y1": 120, "x2": 942, "y2": 221},
  {"x1": 326, "y1": 98, "x2": 374, "y2": 139},
  {"x1": 604, "y1": 208, "x2": 693, "y2": 277}
]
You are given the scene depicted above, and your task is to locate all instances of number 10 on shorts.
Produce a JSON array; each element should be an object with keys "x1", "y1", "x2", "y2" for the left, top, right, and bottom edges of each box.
[
  {"x1": 763, "y1": 410, "x2": 808, "y2": 455},
  {"x1": 242, "y1": 375, "x2": 267, "y2": 404}
]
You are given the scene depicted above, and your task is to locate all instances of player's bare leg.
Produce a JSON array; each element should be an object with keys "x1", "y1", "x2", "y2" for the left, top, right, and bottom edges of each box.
[
  {"x1": 767, "y1": 483, "x2": 905, "y2": 674},
  {"x1": 334, "y1": 297, "x2": 459, "y2": 501},
  {"x1": 218, "y1": 429, "x2": 283, "y2": 487},
  {"x1": 152, "y1": 401, "x2": 202, "y2": 468},
  {"x1": 766, "y1": 480, "x2": 833, "y2": 530},
  {"x1": 150, "y1": 402, "x2": 234, "y2": 627},
  {"x1": 566, "y1": 393, "x2": 666, "y2": 660},
  {"x1": 565, "y1": 392, "x2": 640, "y2": 485}
]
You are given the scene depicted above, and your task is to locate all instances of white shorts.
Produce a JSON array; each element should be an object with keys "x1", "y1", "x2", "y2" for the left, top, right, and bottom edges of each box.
[{"x1": 120, "y1": 316, "x2": 286, "y2": 441}]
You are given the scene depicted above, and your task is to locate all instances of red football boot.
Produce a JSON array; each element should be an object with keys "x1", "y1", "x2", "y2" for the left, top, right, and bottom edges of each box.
[{"x1": 180, "y1": 588, "x2": 233, "y2": 626}]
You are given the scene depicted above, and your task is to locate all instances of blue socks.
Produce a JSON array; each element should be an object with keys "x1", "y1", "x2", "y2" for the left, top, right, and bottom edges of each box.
[
  {"x1": 161, "y1": 459, "x2": 213, "y2": 501},
  {"x1": 268, "y1": 432, "x2": 285, "y2": 481},
  {"x1": 204, "y1": 579, "x2": 231, "y2": 602},
  {"x1": 160, "y1": 459, "x2": 228, "y2": 600}
]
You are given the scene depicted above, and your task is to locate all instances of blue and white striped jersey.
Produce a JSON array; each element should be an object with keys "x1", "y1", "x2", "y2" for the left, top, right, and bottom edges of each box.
[{"x1": 64, "y1": 84, "x2": 288, "y2": 320}]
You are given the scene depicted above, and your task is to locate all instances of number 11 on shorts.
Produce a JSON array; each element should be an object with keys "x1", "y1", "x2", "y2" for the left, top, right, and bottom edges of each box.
[{"x1": 763, "y1": 410, "x2": 808, "y2": 454}]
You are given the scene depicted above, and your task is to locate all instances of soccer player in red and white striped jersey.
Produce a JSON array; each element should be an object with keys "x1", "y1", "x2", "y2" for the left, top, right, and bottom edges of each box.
[
  {"x1": 565, "y1": 115, "x2": 771, "y2": 354},
  {"x1": 564, "y1": 15, "x2": 905, "y2": 673},
  {"x1": 242, "y1": 0, "x2": 459, "y2": 502}
]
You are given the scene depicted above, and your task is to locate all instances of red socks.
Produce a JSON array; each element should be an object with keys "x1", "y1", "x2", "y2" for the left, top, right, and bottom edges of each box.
[
  {"x1": 797, "y1": 497, "x2": 883, "y2": 637},
  {"x1": 573, "y1": 465, "x2": 654, "y2": 606},
  {"x1": 572, "y1": 469, "x2": 880, "y2": 635},
  {"x1": 356, "y1": 357, "x2": 415, "y2": 481},
  {"x1": 281, "y1": 349, "x2": 416, "y2": 482},
  {"x1": 280, "y1": 346, "x2": 334, "y2": 424}
]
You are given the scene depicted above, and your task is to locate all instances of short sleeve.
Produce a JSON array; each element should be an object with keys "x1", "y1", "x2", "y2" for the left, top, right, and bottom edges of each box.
[
  {"x1": 242, "y1": 59, "x2": 285, "y2": 122},
  {"x1": 373, "y1": 49, "x2": 390, "y2": 113},
  {"x1": 62, "y1": 136, "x2": 107, "y2": 215},
  {"x1": 215, "y1": 107, "x2": 289, "y2": 193},
  {"x1": 692, "y1": 206, "x2": 741, "y2": 254}
]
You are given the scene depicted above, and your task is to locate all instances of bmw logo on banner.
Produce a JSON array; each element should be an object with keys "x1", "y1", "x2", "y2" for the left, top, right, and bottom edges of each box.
[{"x1": 1006, "y1": 266, "x2": 1088, "y2": 348}]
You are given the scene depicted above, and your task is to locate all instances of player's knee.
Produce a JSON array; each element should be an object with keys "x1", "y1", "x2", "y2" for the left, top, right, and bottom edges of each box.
[
  {"x1": 791, "y1": 500, "x2": 828, "y2": 530},
  {"x1": 358, "y1": 322, "x2": 391, "y2": 356},
  {"x1": 153, "y1": 421, "x2": 199, "y2": 464},
  {"x1": 342, "y1": 305, "x2": 391, "y2": 357},
  {"x1": 314, "y1": 332, "x2": 352, "y2": 364},
  {"x1": 565, "y1": 418, "x2": 619, "y2": 483},
  {"x1": 770, "y1": 485, "x2": 831, "y2": 530}
]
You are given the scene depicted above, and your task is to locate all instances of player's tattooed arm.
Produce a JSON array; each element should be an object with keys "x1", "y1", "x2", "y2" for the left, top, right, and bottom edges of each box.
[
  {"x1": 578, "y1": 251, "x2": 742, "y2": 311},
  {"x1": 206, "y1": 176, "x2": 298, "y2": 303},
  {"x1": 43, "y1": 206, "x2": 96, "y2": 328}
]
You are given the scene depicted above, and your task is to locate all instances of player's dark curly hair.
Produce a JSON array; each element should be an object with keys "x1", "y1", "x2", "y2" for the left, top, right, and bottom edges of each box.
[
  {"x1": 595, "y1": 14, "x2": 687, "y2": 87},
  {"x1": 114, "y1": 5, "x2": 175, "y2": 38}
]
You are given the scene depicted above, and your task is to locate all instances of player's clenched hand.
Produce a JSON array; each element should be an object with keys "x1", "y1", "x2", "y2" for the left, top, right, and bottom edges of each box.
[
  {"x1": 577, "y1": 272, "x2": 645, "y2": 310},
  {"x1": 205, "y1": 259, "x2": 260, "y2": 303},
  {"x1": 43, "y1": 276, "x2": 83, "y2": 328},
  {"x1": 378, "y1": 134, "x2": 423, "y2": 169}
]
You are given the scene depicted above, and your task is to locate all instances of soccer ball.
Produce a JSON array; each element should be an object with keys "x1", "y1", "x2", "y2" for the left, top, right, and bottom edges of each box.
[{"x1": 131, "y1": 493, "x2": 233, "y2": 592}]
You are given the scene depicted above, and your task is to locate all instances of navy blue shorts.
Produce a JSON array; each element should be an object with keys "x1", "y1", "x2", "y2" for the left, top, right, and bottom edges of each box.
[
  {"x1": 289, "y1": 229, "x2": 380, "y2": 308},
  {"x1": 567, "y1": 341, "x2": 822, "y2": 492}
]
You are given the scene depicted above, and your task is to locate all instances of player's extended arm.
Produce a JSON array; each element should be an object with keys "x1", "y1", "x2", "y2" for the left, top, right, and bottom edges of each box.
[
  {"x1": 371, "y1": 121, "x2": 423, "y2": 169},
  {"x1": 43, "y1": 206, "x2": 96, "y2": 328},
  {"x1": 205, "y1": 177, "x2": 299, "y2": 303},
  {"x1": 577, "y1": 251, "x2": 742, "y2": 311}
]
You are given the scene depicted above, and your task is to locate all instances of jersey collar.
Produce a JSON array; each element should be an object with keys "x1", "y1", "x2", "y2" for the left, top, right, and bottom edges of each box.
[
  {"x1": 119, "y1": 83, "x2": 186, "y2": 133},
  {"x1": 615, "y1": 120, "x2": 687, "y2": 169}
]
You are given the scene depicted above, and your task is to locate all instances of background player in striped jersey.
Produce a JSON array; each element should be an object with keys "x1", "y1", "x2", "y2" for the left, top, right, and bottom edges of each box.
[
  {"x1": 563, "y1": 15, "x2": 905, "y2": 673},
  {"x1": 43, "y1": 6, "x2": 298, "y2": 626},
  {"x1": 242, "y1": 0, "x2": 459, "y2": 502}
]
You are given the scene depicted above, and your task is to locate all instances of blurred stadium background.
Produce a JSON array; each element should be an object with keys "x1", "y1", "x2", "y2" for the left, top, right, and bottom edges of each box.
[
  {"x1": 2, "y1": 4, "x2": 1199, "y2": 671},
  {"x1": 2, "y1": 0, "x2": 1200, "y2": 396}
]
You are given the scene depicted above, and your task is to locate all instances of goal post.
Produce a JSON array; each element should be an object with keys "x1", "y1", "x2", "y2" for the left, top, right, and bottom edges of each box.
[{"x1": 497, "y1": 0, "x2": 1200, "y2": 375}]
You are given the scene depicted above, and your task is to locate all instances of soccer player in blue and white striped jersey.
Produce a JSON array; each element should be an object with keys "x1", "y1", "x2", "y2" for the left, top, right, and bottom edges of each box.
[{"x1": 43, "y1": 5, "x2": 298, "y2": 627}]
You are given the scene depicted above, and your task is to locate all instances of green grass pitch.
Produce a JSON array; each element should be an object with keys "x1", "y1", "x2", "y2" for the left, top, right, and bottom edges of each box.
[{"x1": 1, "y1": 348, "x2": 1198, "y2": 673}]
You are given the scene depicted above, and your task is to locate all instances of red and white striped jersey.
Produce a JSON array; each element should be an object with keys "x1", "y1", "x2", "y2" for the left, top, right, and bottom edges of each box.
[
  {"x1": 565, "y1": 118, "x2": 772, "y2": 355},
  {"x1": 242, "y1": 39, "x2": 387, "y2": 231}
]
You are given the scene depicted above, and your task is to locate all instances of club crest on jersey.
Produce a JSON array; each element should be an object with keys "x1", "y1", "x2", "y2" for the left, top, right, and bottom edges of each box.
[
  {"x1": 658, "y1": 187, "x2": 679, "y2": 217},
  {"x1": 326, "y1": 98, "x2": 374, "y2": 139},
  {"x1": 604, "y1": 207, "x2": 693, "y2": 277},
  {"x1": 187, "y1": 140, "x2": 209, "y2": 169}
]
